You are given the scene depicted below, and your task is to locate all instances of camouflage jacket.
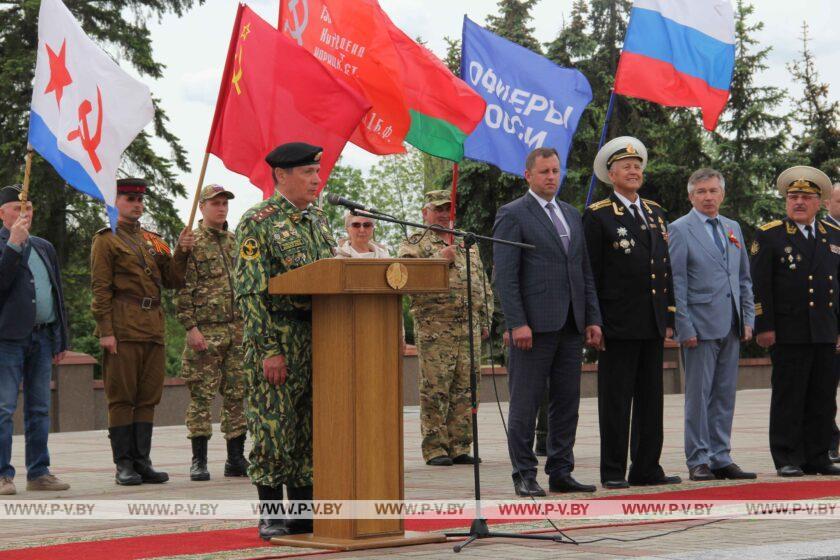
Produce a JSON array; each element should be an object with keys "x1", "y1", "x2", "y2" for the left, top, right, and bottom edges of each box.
[
  {"x1": 398, "y1": 230, "x2": 494, "y2": 324},
  {"x1": 234, "y1": 194, "x2": 336, "y2": 359},
  {"x1": 176, "y1": 220, "x2": 239, "y2": 330}
]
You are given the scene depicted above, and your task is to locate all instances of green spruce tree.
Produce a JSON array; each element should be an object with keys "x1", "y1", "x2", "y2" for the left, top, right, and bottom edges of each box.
[{"x1": 788, "y1": 21, "x2": 840, "y2": 180}]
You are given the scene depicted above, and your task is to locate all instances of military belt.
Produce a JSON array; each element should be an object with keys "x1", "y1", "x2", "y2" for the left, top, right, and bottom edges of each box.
[{"x1": 114, "y1": 292, "x2": 161, "y2": 310}]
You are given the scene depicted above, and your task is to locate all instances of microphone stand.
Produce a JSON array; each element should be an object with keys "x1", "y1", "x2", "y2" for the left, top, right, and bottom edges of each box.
[{"x1": 349, "y1": 208, "x2": 566, "y2": 552}]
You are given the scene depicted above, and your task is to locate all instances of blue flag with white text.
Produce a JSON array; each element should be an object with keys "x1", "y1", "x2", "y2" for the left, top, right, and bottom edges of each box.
[{"x1": 461, "y1": 17, "x2": 592, "y2": 179}]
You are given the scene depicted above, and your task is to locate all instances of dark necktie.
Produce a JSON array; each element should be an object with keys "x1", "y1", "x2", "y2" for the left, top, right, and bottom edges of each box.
[
  {"x1": 707, "y1": 218, "x2": 726, "y2": 255},
  {"x1": 805, "y1": 224, "x2": 816, "y2": 250},
  {"x1": 545, "y1": 202, "x2": 570, "y2": 252},
  {"x1": 630, "y1": 203, "x2": 646, "y2": 230}
]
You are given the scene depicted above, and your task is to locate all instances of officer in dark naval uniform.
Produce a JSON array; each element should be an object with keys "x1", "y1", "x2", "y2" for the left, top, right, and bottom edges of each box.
[
  {"x1": 583, "y1": 136, "x2": 682, "y2": 489},
  {"x1": 751, "y1": 166, "x2": 840, "y2": 477}
]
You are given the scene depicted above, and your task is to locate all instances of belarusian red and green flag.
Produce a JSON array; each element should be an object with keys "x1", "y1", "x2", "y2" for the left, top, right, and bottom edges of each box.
[{"x1": 279, "y1": 0, "x2": 485, "y2": 161}]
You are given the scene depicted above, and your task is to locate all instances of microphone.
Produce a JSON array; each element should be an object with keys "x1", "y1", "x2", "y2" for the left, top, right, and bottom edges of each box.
[{"x1": 325, "y1": 193, "x2": 378, "y2": 214}]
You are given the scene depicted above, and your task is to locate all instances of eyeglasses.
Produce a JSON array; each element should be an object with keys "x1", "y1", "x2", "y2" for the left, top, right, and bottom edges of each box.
[{"x1": 350, "y1": 222, "x2": 373, "y2": 229}]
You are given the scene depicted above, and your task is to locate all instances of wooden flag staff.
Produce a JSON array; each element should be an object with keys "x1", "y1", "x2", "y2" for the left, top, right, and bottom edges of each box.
[
  {"x1": 185, "y1": 151, "x2": 211, "y2": 230},
  {"x1": 19, "y1": 147, "x2": 34, "y2": 205}
]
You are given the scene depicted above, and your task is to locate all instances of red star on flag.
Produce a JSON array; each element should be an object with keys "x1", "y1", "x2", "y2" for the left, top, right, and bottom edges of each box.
[{"x1": 44, "y1": 39, "x2": 73, "y2": 108}]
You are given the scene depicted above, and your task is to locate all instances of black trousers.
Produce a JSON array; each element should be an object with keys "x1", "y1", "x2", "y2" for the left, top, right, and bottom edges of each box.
[
  {"x1": 832, "y1": 353, "x2": 840, "y2": 452},
  {"x1": 769, "y1": 343, "x2": 836, "y2": 468},
  {"x1": 598, "y1": 338, "x2": 666, "y2": 483}
]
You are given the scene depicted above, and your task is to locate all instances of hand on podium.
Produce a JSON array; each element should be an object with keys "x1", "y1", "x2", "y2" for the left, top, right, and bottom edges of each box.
[{"x1": 263, "y1": 354, "x2": 287, "y2": 385}]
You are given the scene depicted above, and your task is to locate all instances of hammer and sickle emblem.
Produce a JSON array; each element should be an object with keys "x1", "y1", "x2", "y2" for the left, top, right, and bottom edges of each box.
[
  {"x1": 232, "y1": 23, "x2": 251, "y2": 95},
  {"x1": 66, "y1": 86, "x2": 103, "y2": 172},
  {"x1": 283, "y1": 0, "x2": 309, "y2": 46},
  {"x1": 240, "y1": 237, "x2": 260, "y2": 261}
]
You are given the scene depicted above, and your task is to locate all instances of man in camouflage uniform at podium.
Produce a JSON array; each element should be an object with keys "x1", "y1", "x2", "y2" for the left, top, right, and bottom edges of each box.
[
  {"x1": 234, "y1": 143, "x2": 336, "y2": 540},
  {"x1": 177, "y1": 184, "x2": 248, "y2": 482},
  {"x1": 399, "y1": 190, "x2": 493, "y2": 467}
]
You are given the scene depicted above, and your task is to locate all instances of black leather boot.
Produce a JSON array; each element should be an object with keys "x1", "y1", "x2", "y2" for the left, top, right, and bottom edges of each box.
[
  {"x1": 286, "y1": 485, "x2": 313, "y2": 534},
  {"x1": 224, "y1": 434, "x2": 249, "y2": 477},
  {"x1": 190, "y1": 436, "x2": 210, "y2": 481},
  {"x1": 109, "y1": 425, "x2": 142, "y2": 486},
  {"x1": 132, "y1": 422, "x2": 169, "y2": 483},
  {"x1": 257, "y1": 485, "x2": 289, "y2": 540}
]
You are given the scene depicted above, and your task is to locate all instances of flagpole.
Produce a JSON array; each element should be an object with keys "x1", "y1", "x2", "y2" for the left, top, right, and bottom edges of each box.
[
  {"x1": 448, "y1": 163, "x2": 459, "y2": 241},
  {"x1": 19, "y1": 146, "x2": 34, "y2": 205},
  {"x1": 584, "y1": 89, "x2": 616, "y2": 207},
  {"x1": 186, "y1": 152, "x2": 210, "y2": 230}
]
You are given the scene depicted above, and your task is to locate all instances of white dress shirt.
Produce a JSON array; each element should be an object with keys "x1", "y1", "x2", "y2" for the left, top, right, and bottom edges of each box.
[{"x1": 528, "y1": 189, "x2": 572, "y2": 240}]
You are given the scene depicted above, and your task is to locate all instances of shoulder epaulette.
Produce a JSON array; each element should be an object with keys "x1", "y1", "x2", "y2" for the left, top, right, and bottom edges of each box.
[
  {"x1": 642, "y1": 198, "x2": 662, "y2": 209},
  {"x1": 95, "y1": 227, "x2": 112, "y2": 236},
  {"x1": 759, "y1": 220, "x2": 783, "y2": 231},
  {"x1": 250, "y1": 205, "x2": 278, "y2": 223},
  {"x1": 587, "y1": 199, "x2": 611, "y2": 211},
  {"x1": 822, "y1": 219, "x2": 840, "y2": 232},
  {"x1": 141, "y1": 228, "x2": 160, "y2": 237}
]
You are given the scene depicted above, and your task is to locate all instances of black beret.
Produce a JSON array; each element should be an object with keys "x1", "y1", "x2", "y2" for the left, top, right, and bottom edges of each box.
[
  {"x1": 265, "y1": 142, "x2": 323, "y2": 169},
  {"x1": 0, "y1": 185, "x2": 23, "y2": 206},
  {"x1": 116, "y1": 178, "x2": 147, "y2": 194}
]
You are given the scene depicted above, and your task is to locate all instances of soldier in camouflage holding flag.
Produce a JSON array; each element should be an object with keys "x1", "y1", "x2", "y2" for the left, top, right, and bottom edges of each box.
[
  {"x1": 177, "y1": 184, "x2": 248, "y2": 482},
  {"x1": 398, "y1": 190, "x2": 493, "y2": 467},
  {"x1": 234, "y1": 143, "x2": 336, "y2": 540}
]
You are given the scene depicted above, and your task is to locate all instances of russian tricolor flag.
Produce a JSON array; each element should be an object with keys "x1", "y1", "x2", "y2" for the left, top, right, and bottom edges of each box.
[{"x1": 614, "y1": 0, "x2": 735, "y2": 131}]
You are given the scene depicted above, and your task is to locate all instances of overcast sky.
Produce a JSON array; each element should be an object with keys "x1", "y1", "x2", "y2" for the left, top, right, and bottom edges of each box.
[{"x1": 142, "y1": 0, "x2": 840, "y2": 226}]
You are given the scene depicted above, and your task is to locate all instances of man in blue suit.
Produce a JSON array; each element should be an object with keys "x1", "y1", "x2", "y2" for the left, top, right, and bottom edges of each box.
[
  {"x1": 493, "y1": 147, "x2": 603, "y2": 497},
  {"x1": 668, "y1": 169, "x2": 756, "y2": 481},
  {"x1": 0, "y1": 185, "x2": 70, "y2": 495}
]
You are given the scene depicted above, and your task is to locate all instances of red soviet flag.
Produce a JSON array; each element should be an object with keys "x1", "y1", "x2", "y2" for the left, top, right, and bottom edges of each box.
[{"x1": 207, "y1": 4, "x2": 370, "y2": 198}]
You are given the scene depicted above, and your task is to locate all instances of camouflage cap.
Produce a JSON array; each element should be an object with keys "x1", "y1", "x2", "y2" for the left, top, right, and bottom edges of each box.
[
  {"x1": 199, "y1": 184, "x2": 235, "y2": 202},
  {"x1": 423, "y1": 190, "x2": 451, "y2": 208}
]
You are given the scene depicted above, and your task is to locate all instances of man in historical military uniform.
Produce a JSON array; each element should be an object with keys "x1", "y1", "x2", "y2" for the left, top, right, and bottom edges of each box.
[
  {"x1": 751, "y1": 166, "x2": 840, "y2": 477},
  {"x1": 583, "y1": 137, "x2": 681, "y2": 489},
  {"x1": 823, "y1": 184, "x2": 840, "y2": 463},
  {"x1": 177, "y1": 184, "x2": 248, "y2": 481},
  {"x1": 90, "y1": 178, "x2": 195, "y2": 485},
  {"x1": 234, "y1": 143, "x2": 336, "y2": 540},
  {"x1": 398, "y1": 190, "x2": 493, "y2": 467}
]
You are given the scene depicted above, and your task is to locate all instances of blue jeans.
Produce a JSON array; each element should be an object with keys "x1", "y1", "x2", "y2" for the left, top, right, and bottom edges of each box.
[{"x1": 0, "y1": 327, "x2": 55, "y2": 480}]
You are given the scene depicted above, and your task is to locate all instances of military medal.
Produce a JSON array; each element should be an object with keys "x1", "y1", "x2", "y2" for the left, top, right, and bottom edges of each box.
[{"x1": 617, "y1": 227, "x2": 628, "y2": 237}]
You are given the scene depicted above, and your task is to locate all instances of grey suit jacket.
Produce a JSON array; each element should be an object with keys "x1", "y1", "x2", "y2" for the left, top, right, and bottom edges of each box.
[
  {"x1": 668, "y1": 210, "x2": 755, "y2": 342},
  {"x1": 492, "y1": 192, "x2": 601, "y2": 333}
]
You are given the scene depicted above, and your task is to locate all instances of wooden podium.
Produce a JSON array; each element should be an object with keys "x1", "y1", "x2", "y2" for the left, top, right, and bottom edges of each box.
[{"x1": 268, "y1": 258, "x2": 449, "y2": 551}]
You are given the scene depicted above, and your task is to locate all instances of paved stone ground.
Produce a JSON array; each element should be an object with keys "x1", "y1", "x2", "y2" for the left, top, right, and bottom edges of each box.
[{"x1": 3, "y1": 388, "x2": 840, "y2": 559}]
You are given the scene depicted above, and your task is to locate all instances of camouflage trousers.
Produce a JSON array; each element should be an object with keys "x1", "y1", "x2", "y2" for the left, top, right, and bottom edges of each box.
[
  {"x1": 181, "y1": 322, "x2": 246, "y2": 440},
  {"x1": 245, "y1": 319, "x2": 313, "y2": 489},
  {"x1": 414, "y1": 315, "x2": 482, "y2": 462}
]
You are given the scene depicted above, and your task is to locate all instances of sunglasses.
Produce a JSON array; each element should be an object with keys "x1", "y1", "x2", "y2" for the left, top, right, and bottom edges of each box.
[{"x1": 350, "y1": 222, "x2": 373, "y2": 229}]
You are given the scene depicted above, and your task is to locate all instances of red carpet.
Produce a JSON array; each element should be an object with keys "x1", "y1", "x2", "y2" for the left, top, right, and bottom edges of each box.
[{"x1": 5, "y1": 480, "x2": 840, "y2": 559}]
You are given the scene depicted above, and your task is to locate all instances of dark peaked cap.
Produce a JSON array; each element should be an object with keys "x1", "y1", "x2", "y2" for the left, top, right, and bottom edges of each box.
[
  {"x1": 116, "y1": 178, "x2": 148, "y2": 194},
  {"x1": 265, "y1": 142, "x2": 323, "y2": 169}
]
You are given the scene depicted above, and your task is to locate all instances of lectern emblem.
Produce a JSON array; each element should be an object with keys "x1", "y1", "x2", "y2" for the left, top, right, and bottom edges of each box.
[{"x1": 386, "y1": 263, "x2": 409, "y2": 290}]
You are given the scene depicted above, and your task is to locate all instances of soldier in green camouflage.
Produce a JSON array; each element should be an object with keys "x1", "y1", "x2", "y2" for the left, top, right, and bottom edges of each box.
[
  {"x1": 234, "y1": 143, "x2": 336, "y2": 540},
  {"x1": 177, "y1": 184, "x2": 248, "y2": 482},
  {"x1": 398, "y1": 190, "x2": 494, "y2": 467}
]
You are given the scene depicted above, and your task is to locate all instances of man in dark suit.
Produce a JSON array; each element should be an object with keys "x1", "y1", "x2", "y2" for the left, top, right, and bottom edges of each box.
[
  {"x1": 824, "y1": 183, "x2": 840, "y2": 463},
  {"x1": 583, "y1": 137, "x2": 681, "y2": 489},
  {"x1": 493, "y1": 147, "x2": 603, "y2": 497},
  {"x1": 752, "y1": 166, "x2": 840, "y2": 477},
  {"x1": 0, "y1": 185, "x2": 70, "y2": 495}
]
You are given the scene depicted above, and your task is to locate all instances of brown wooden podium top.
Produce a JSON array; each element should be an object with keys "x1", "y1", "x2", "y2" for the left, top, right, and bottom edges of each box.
[{"x1": 269, "y1": 258, "x2": 450, "y2": 295}]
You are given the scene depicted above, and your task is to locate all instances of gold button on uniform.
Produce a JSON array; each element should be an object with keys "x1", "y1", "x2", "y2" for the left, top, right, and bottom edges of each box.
[
  {"x1": 809, "y1": 302, "x2": 815, "y2": 307},
  {"x1": 809, "y1": 275, "x2": 814, "y2": 280},
  {"x1": 651, "y1": 274, "x2": 656, "y2": 279},
  {"x1": 809, "y1": 288, "x2": 814, "y2": 293},
  {"x1": 652, "y1": 289, "x2": 656, "y2": 295}
]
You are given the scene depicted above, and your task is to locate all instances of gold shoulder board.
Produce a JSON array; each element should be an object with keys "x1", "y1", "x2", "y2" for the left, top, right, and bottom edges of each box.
[
  {"x1": 587, "y1": 199, "x2": 611, "y2": 211},
  {"x1": 758, "y1": 220, "x2": 783, "y2": 231},
  {"x1": 822, "y1": 219, "x2": 840, "y2": 232}
]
